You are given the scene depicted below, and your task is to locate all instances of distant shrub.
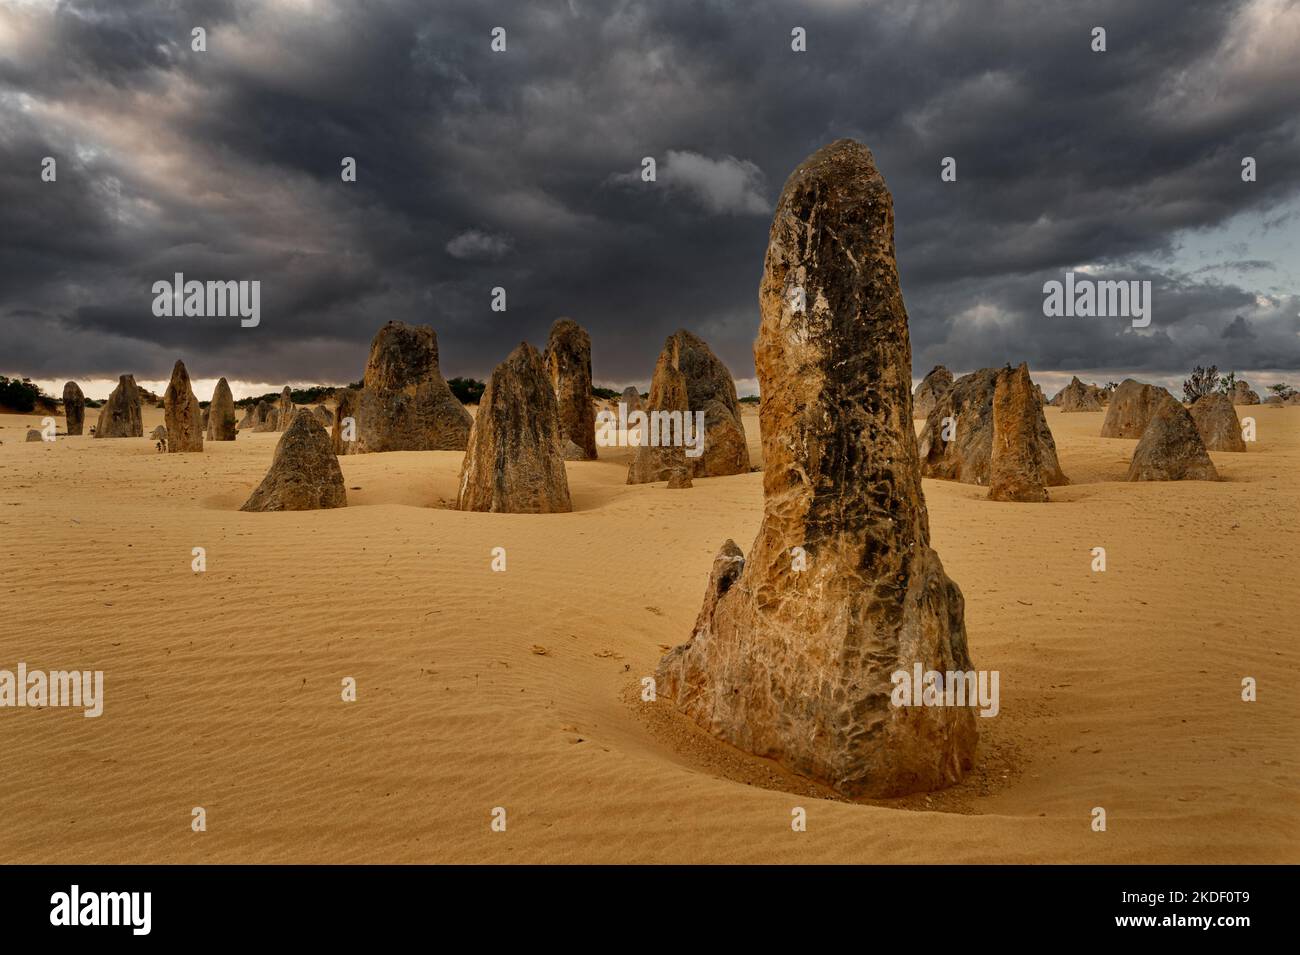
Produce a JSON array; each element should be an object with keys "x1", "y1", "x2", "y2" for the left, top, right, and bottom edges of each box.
[
  {"x1": 1267, "y1": 383, "x2": 1296, "y2": 403},
  {"x1": 448, "y1": 377, "x2": 485, "y2": 404},
  {"x1": 739, "y1": 395, "x2": 759, "y2": 404},
  {"x1": 0, "y1": 376, "x2": 45, "y2": 412},
  {"x1": 592, "y1": 386, "x2": 619, "y2": 400},
  {"x1": 1182, "y1": 365, "x2": 1219, "y2": 404},
  {"x1": 1216, "y1": 371, "x2": 1238, "y2": 396}
]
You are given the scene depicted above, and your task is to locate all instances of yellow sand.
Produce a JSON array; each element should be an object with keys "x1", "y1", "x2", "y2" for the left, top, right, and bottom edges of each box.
[{"x1": 0, "y1": 403, "x2": 1295, "y2": 863}]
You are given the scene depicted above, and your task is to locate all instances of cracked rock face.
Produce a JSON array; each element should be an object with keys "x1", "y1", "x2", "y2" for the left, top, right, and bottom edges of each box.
[
  {"x1": 543, "y1": 318, "x2": 598, "y2": 461},
  {"x1": 918, "y1": 367, "x2": 1067, "y2": 488},
  {"x1": 1128, "y1": 398, "x2": 1220, "y2": 481},
  {"x1": 456, "y1": 342, "x2": 572, "y2": 514},
  {"x1": 94, "y1": 375, "x2": 143, "y2": 439},
  {"x1": 1101, "y1": 379, "x2": 1172, "y2": 438},
  {"x1": 656, "y1": 139, "x2": 978, "y2": 798},
  {"x1": 207, "y1": 377, "x2": 237, "y2": 441},
  {"x1": 1189, "y1": 393, "x2": 1246, "y2": 452},
  {"x1": 241, "y1": 412, "x2": 347, "y2": 511},
  {"x1": 63, "y1": 382, "x2": 85, "y2": 435},
  {"x1": 339, "y1": 321, "x2": 473, "y2": 454}
]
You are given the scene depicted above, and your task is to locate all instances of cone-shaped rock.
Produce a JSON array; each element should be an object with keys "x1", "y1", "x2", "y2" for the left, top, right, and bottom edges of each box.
[
  {"x1": 620, "y1": 386, "x2": 642, "y2": 413},
  {"x1": 206, "y1": 377, "x2": 237, "y2": 440},
  {"x1": 1189, "y1": 393, "x2": 1246, "y2": 452},
  {"x1": 674, "y1": 330, "x2": 749, "y2": 477},
  {"x1": 456, "y1": 342, "x2": 572, "y2": 514},
  {"x1": 626, "y1": 346, "x2": 689, "y2": 484},
  {"x1": 1101, "y1": 379, "x2": 1172, "y2": 438},
  {"x1": 340, "y1": 321, "x2": 472, "y2": 454},
  {"x1": 313, "y1": 405, "x2": 333, "y2": 426},
  {"x1": 94, "y1": 375, "x2": 143, "y2": 438},
  {"x1": 912, "y1": 365, "x2": 953, "y2": 419},
  {"x1": 241, "y1": 413, "x2": 347, "y2": 511},
  {"x1": 63, "y1": 382, "x2": 85, "y2": 435},
  {"x1": 163, "y1": 360, "x2": 204, "y2": 452},
  {"x1": 1128, "y1": 398, "x2": 1219, "y2": 481},
  {"x1": 253, "y1": 403, "x2": 279, "y2": 432},
  {"x1": 989, "y1": 363, "x2": 1051, "y2": 502},
  {"x1": 657, "y1": 139, "x2": 977, "y2": 797},
  {"x1": 542, "y1": 318, "x2": 597, "y2": 460},
  {"x1": 1054, "y1": 376, "x2": 1104, "y2": 412},
  {"x1": 918, "y1": 368, "x2": 1067, "y2": 487}
]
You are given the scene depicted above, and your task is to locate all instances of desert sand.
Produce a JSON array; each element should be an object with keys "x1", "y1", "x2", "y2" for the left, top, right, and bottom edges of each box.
[{"x1": 0, "y1": 402, "x2": 1296, "y2": 863}]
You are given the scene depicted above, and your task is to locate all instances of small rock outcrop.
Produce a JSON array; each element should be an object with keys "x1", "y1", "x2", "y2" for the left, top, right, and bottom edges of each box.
[
  {"x1": 338, "y1": 321, "x2": 473, "y2": 453},
  {"x1": 150, "y1": 425, "x2": 167, "y2": 442},
  {"x1": 989, "y1": 363, "x2": 1052, "y2": 502},
  {"x1": 241, "y1": 413, "x2": 348, "y2": 511},
  {"x1": 626, "y1": 346, "x2": 689, "y2": 485},
  {"x1": 94, "y1": 375, "x2": 144, "y2": 438},
  {"x1": 1100, "y1": 379, "x2": 1172, "y2": 438},
  {"x1": 1053, "y1": 376, "x2": 1104, "y2": 412},
  {"x1": 163, "y1": 360, "x2": 204, "y2": 452},
  {"x1": 276, "y1": 386, "x2": 295, "y2": 432},
  {"x1": 313, "y1": 405, "x2": 333, "y2": 426},
  {"x1": 671, "y1": 329, "x2": 750, "y2": 478},
  {"x1": 918, "y1": 368, "x2": 1067, "y2": 487},
  {"x1": 1230, "y1": 380, "x2": 1260, "y2": 405},
  {"x1": 1189, "y1": 393, "x2": 1246, "y2": 452},
  {"x1": 456, "y1": 342, "x2": 572, "y2": 514},
  {"x1": 620, "y1": 386, "x2": 642, "y2": 413},
  {"x1": 542, "y1": 318, "x2": 597, "y2": 460},
  {"x1": 1127, "y1": 398, "x2": 1219, "y2": 481},
  {"x1": 206, "y1": 377, "x2": 237, "y2": 441},
  {"x1": 912, "y1": 365, "x2": 953, "y2": 418},
  {"x1": 254, "y1": 404, "x2": 280, "y2": 432},
  {"x1": 656, "y1": 139, "x2": 977, "y2": 797},
  {"x1": 63, "y1": 382, "x2": 85, "y2": 435},
  {"x1": 26, "y1": 429, "x2": 42, "y2": 442},
  {"x1": 331, "y1": 389, "x2": 358, "y2": 455}
]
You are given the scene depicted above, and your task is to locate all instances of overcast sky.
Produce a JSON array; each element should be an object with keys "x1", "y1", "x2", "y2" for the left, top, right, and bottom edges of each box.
[{"x1": 2, "y1": 0, "x2": 1299, "y2": 400}]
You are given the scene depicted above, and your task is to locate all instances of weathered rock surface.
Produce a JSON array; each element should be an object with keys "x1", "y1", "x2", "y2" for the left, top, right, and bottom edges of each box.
[
  {"x1": 620, "y1": 386, "x2": 642, "y2": 413},
  {"x1": 63, "y1": 382, "x2": 85, "y2": 435},
  {"x1": 339, "y1": 321, "x2": 473, "y2": 453},
  {"x1": 26, "y1": 429, "x2": 42, "y2": 442},
  {"x1": 656, "y1": 139, "x2": 978, "y2": 797},
  {"x1": 666, "y1": 467, "x2": 692, "y2": 489},
  {"x1": 626, "y1": 347, "x2": 689, "y2": 484},
  {"x1": 989, "y1": 363, "x2": 1051, "y2": 502},
  {"x1": 206, "y1": 377, "x2": 237, "y2": 441},
  {"x1": 1054, "y1": 376, "x2": 1104, "y2": 412},
  {"x1": 456, "y1": 342, "x2": 572, "y2": 514},
  {"x1": 276, "y1": 386, "x2": 295, "y2": 432},
  {"x1": 331, "y1": 389, "x2": 358, "y2": 455},
  {"x1": 236, "y1": 403, "x2": 258, "y2": 430},
  {"x1": 912, "y1": 365, "x2": 953, "y2": 418},
  {"x1": 671, "y1": 329, "x2": 750, "y2": 478},
  {"x1": 1127, "y1": 398, "x2": 1219, "y2": 481},
  {"x1": 918, "y1": 368, "x2": 1067, "y2": 487},
  {"x1": 94, "y1": 375, "x2": 144, "y2": 438},
  {"x1": 312, "y1": 405, "x2": 333, "y2": 426},
  {"x1": 241, "y1": 413, "x2": 348, "y2": 512},
  {"x1": 254, "y1": 405, "x2": 280, "y2": 432},
  {"x1": 542, "y1": 318, "x2": 597, "y2": 460},
  {"x1": 1100, "y1": 379, "x2": 1172, "y2": 438},
  {"x1": 163, "y1": 360, "x2": 204, "y2": 452},
  {"x1": 1189, "y1": 393, "x2": 1246, "y2": 452},
  {"x1": 1230, "y1": 380, "x2": 1260, "y2": 405}
]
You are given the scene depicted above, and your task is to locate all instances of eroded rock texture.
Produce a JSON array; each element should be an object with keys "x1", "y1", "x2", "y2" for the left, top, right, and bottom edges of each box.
[
  {"x1": 1128, "y1": 398, "x2": 1219, "y2": 481},
  {"x1": 626, "y1": 346, "x2": 689, "y2": 485},
  {"x1": 1230, "y1": 380, "x2": 1260, "y2": 405},
  {"x1": 456, "y1": 342, "x2": 572, "y2": 514},
  {"x1": 1100, "y1": 379, "x2": 1172, "y2": 438},
  {"x1": 1053, "y1": 376, "x2": 1104, "y2": 412},
  {"x1": 94, "y1": 375, "x2": 143, "y2": 438},
  {"x1": 912, "y1": 365, "x2": 953, "y2": 419},
  {"x1": 207, "y1": 377, "x2": 237, "y2": 441},
  {"x1": 656, "y1": 139, "x2": 978, "y2": 797},
  {"x1": 1189, "y1": 393, "x2": 1246, "y2": 452},
  {"x1": 63, "y1": 382, "x2": 85, "y2": 435},
  {"x1": 543, "y1": 318, "x2": 597, "y2": 460},
  {"x1": 276, "y1": 386, "x2": 296, "y2": 432},
  {"x1": 989, "y1": 363, "x2": 1051, "y2": 502},
  {"x1": 241, "y1": 413, "x2": 348, "y2": 511},
  {"x1": 339, "y1": 322, "x2": 472, "y2": 453},
  {"x1": 918, "y1": 368, "x2": 1067, "y2": 487},
  {"x1": 163, "y1": 360, "x2": 204, "y2": 452}
]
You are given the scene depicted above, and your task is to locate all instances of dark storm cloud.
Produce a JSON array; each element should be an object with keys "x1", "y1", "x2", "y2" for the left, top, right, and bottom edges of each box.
[{"x1": 1, "y1": 0, "x2": 1298, "y2": 392}]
